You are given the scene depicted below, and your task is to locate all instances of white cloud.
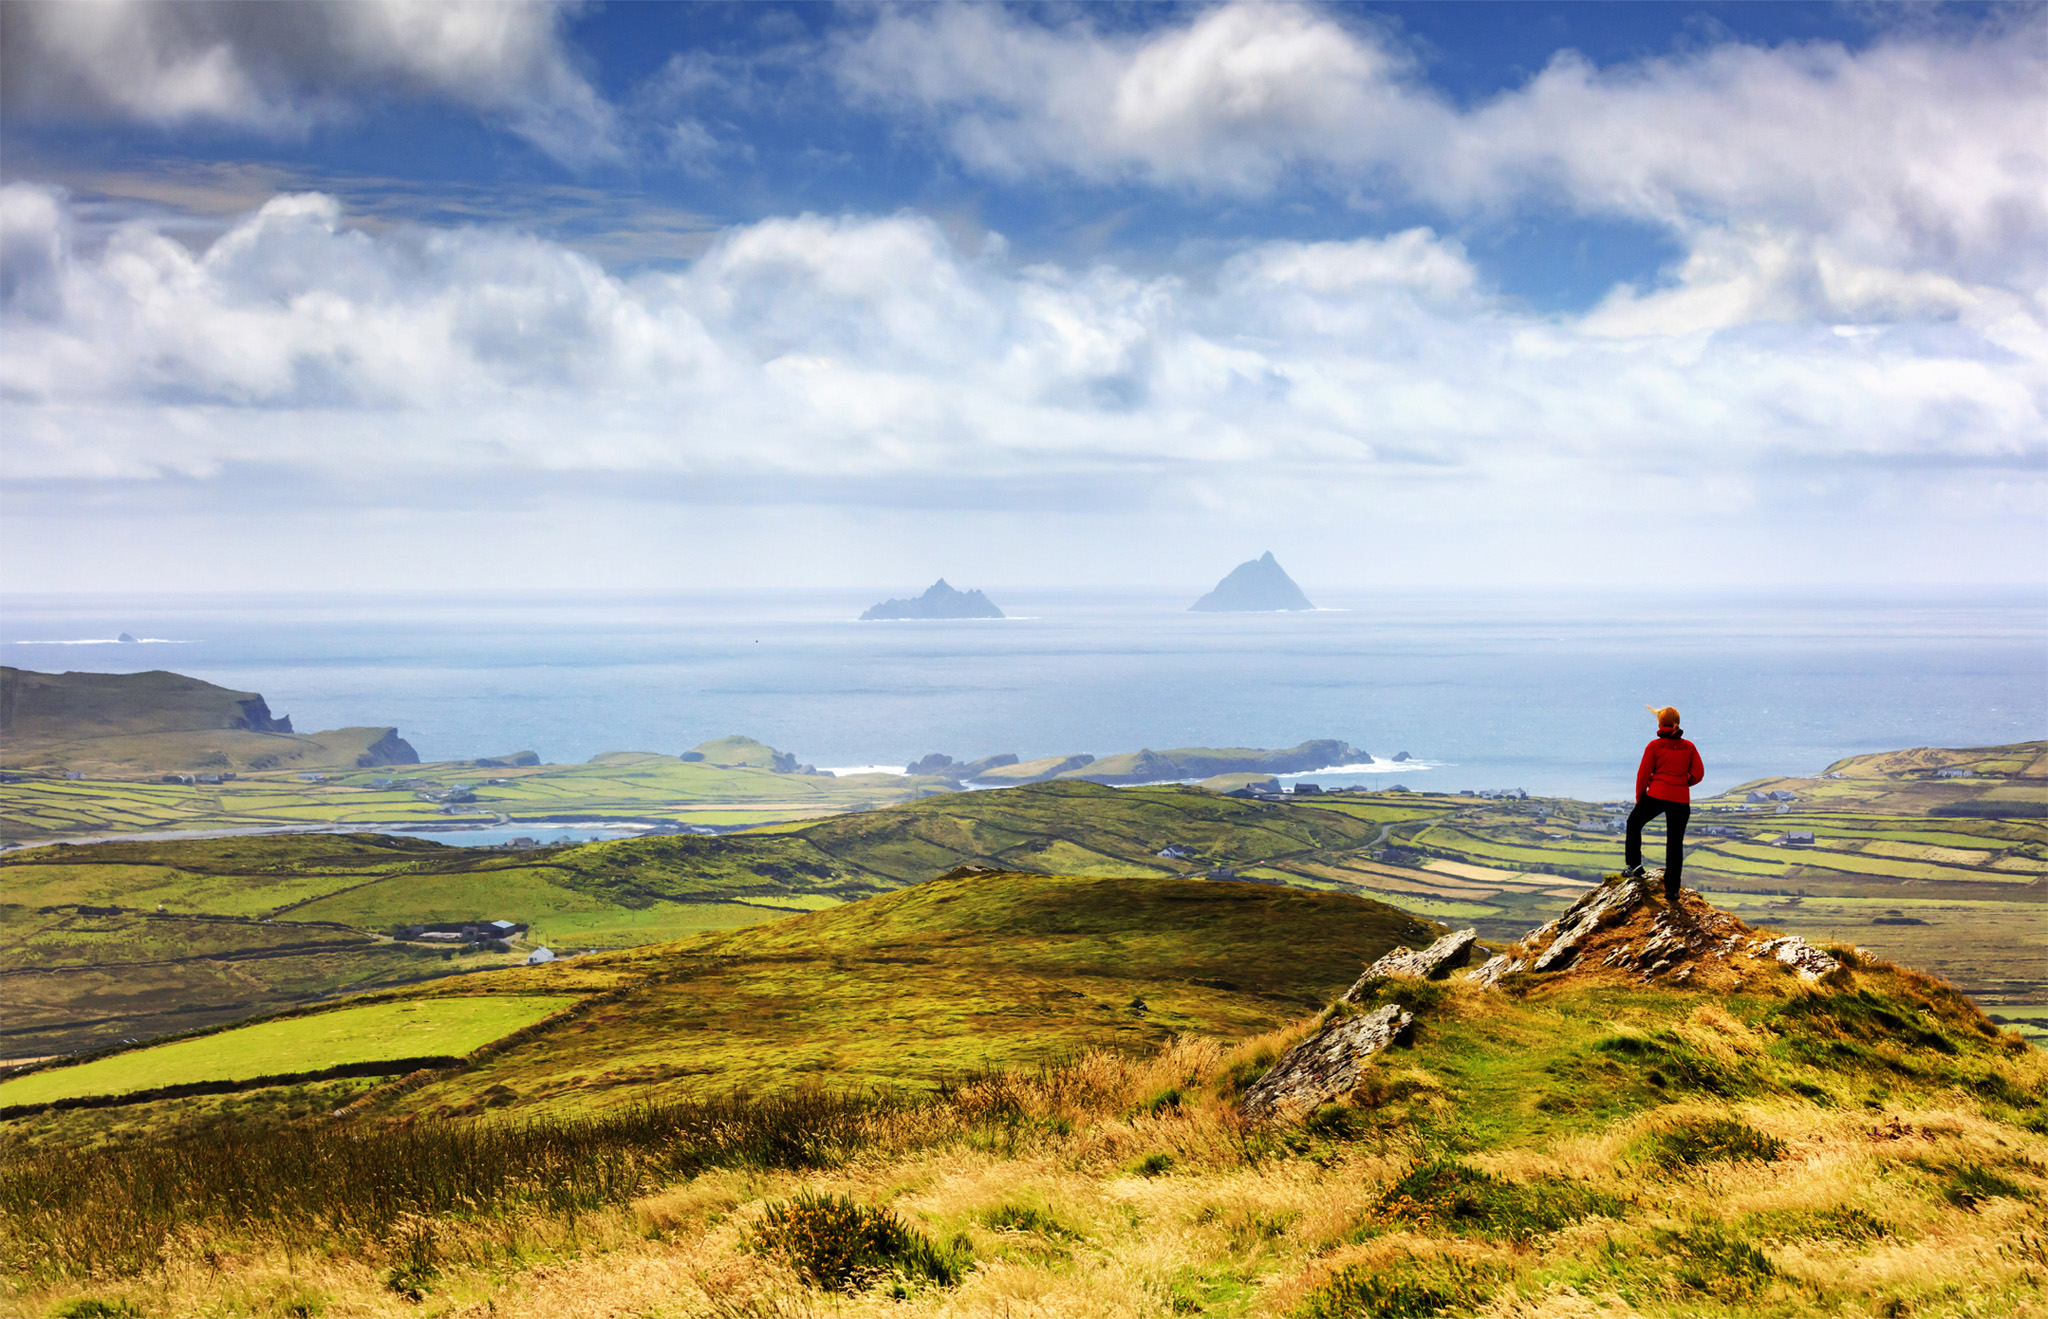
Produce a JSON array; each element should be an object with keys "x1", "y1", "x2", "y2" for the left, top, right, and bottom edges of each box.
[
  {"x1": 838, "y1": 4, "x2": 2048, "y2": 293},
  {"x1": 0, "y1": 0, "x2": 615, "y2": 164},
  {"x1": 3, "y1": 182, "x2": 2038, "y2": 545}
]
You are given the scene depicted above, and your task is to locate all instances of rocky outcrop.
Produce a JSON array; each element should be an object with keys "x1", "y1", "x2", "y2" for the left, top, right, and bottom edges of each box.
[
  {"x1": 1465, "y1": 954, "x2": 1527, "y2": 988},
  {"x1": 1749, "y1": 935, "x2": 1843, "y2": 981},
  {"x1": 1528, "y1": 874, "x2": 1654, "y2": 971},
  {"x1": 1189, "y1": 552, "x2": 1314, "y2": 612},
  {"x1": 354, "y1": 728, "x2": 420, "y2": 768},
  {"x1": 861, "y1": 579, "x2": 1005, "y2": 620},
  {"x1": 1240, "y1": 1003, "x2": 1412, "y2": 1119},
  {"x1": 1345, "y1": 928, "x2": 1477, "y2": 997},
  {"x1": 472, "y1": 751, "x2": 541, "y2": 768},
  {"x1": 1471, "y1": 871, "x2": 1846, "y2": 990}
]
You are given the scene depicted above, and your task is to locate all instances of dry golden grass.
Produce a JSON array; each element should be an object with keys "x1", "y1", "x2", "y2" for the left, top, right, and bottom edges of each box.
[{"x1": 12, "y1": 949, "x2": 2046, "y2": 1319}]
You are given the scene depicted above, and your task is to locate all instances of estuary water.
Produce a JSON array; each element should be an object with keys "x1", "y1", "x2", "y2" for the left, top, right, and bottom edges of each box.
[{"x1": 4, "y1": 588, "x2": 2043, "y2": 803}]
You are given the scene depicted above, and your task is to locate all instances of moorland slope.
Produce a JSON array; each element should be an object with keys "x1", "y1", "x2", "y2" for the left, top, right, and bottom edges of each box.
[{"x1": 3, "y1": 870, "x2": 2040, "y2": 1319}]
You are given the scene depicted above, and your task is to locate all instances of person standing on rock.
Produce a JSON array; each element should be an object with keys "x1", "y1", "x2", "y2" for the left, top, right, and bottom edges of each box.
[{"x1": 1624, "y1": 706, "x2": 1704, "y2": 902}]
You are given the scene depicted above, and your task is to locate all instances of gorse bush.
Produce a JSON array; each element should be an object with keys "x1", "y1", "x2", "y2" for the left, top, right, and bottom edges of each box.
[{"x1": 749, "y1": 1192, "x2": 966, "y2": 1293}]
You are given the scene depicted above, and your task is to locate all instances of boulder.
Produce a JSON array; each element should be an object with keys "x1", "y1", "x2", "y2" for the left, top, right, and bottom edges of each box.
[
  {"x1": 1345, "y1": 928, "x2": 1477, "y2": 997},
  {"x1": 1240, "y1": 1003, "x2": 1412, "y2": 1119}
]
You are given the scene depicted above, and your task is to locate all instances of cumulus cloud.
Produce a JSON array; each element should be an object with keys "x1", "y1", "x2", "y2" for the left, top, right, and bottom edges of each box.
[
  {"x1": 0, "y1": 0, "x2": 615, "y2": 164},
  {"x1": 3, "y1": 183, "x2": 2038, "y2": 536},
  {"x1": 838, "y1": 4, "x2": 2048, "y2": 295}
]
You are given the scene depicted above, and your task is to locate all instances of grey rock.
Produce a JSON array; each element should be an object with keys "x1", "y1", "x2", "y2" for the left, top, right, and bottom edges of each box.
[
  {"x1": 1530, "y1": 873, "x2": 1654, "y2": 971},
  {"x1": 1346, "y1": 928, "x2": 1477, "y2": 997},
  {"x1": 1748, "y1": 935, "x2": 1841, "y2": 981},
  {"x1": 1240, "y1": 1003, "x2": 1412, "y2": 1119},
  {"x1": 1465, "y1": 954, "x2": 1527, "y2": 988}
]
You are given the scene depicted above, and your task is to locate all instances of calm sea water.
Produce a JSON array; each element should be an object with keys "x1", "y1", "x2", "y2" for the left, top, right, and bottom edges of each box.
[{"x1": 4, "y1": 589, "x2": 2043, "y2": 803}]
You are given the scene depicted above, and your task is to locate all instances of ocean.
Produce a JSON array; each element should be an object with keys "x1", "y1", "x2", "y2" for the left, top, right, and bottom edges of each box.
[{"x1": 4, "y1": 588, "x2": 2043, "y2": 804}]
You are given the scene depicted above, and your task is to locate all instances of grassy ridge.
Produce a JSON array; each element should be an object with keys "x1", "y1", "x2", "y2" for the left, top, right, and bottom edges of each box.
[
  {"x1": 3, "y1": 882, "x2": 2040, "y2": 1319},
  {"x1": 395, "y1": 871, "x2": 1442, "y2": 1118}
]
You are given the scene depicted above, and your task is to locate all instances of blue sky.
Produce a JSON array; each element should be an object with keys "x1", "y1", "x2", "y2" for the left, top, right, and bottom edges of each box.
[{"x1": 2, "y1": 1, "x2": 2042, "y2": 593}]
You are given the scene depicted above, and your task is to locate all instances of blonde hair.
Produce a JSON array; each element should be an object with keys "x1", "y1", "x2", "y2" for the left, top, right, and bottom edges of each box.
[{"x1": 1647, "y1": 705, "x2": 1680, "y2": 727}]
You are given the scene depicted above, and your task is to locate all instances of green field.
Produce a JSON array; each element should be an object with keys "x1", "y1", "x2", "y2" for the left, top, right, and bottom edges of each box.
[{"x1": 0, "y1": 995, "x2": 576, "y2": 1107}]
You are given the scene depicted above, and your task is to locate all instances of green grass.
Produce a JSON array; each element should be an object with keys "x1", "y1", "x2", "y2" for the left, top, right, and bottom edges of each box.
[
  {"x1": 391, "y1": 871, "x2": 1443, "y2": 1119},
  {"x1": 0, "y1": 996, "x2": 576, "y2": 1107}
]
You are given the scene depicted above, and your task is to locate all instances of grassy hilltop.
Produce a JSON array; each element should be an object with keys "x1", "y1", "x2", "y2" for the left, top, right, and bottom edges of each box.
[{"x1": 1, "y1": 870, "x2": 2041, "y2": 1319}]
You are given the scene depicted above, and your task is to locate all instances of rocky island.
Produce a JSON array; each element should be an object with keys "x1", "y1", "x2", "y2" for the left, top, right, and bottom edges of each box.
[
  {"x1": 860, "y1": 579, "x2": 1005, "y2": 620},
  {"x1": 1189, "y1": 551, "x2": 1314, "y2": 612}
]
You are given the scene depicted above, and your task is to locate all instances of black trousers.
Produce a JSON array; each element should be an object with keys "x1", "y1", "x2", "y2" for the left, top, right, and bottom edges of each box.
[{"x1": 1626, "y1": 796, "x2": 1691, "y2": 890}]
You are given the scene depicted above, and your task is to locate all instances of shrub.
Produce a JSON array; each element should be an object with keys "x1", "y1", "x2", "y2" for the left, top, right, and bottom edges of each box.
[
  {"x1": 1128, "y1": 1152, "x2": 1177, "y2": 1177},
  {"x1": 382, "y1": 1260, "x2": 439, "y2": 1303},
  {"x1": 749, "y1": 1191, "x2": 965, "y2": 1293},
  {"x1": 1640, "y1": 1116, "x2": 1786, "y2": 1171},
  {"x1": 978, "y1": 1203, "x2": 1080, "y2": 1240},
  {"x1": 1370, "y1": 1160, "x2": 1627, "y2": 1241},
  {"x1": 1941, "y1": 1162, "x2": 2028, "y2": 1210},
  {"x1": 1653, "y1": 1224, "x2": 1776, "y2": 1300},
  {"x1": 1767, "y1": 989, "x2": 1958, "y2": 1056},
  {"x1": 1219, "y1": 1049, "x2": 1278, "y2": 1101},
  {"x1": 1304, "y1": 1104, "x2": 1360, "y2": 1141},
  {"x1": 1295, "y1": 1253, "x2": 1499, "y2": 1318},
  {"x1": 51, "y1": 1302, "x2": 143, "y2": 1319},
  {"x1": 1592, "y1": 1030, "x2": 1745, "y2": 1095}
]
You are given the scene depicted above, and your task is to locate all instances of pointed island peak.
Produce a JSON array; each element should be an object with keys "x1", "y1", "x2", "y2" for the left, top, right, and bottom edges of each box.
[
  {"x1": 861, "y1": 578, "x2": 1005, "y2": 621},
  {"x1": 1189, "y1": 552, "x2": 1314, "y2": 612}
]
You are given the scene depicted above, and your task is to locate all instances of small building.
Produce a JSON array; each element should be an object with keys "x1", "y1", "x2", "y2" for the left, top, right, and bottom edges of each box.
[
  {"x1": 1291, "y1": 782, "x2": 1323, "y2": 794},
  {"x1": 527, "y1": 947, "x2": 556, "y2": 965},
  {"x1": 1934, "y1": 768, "x2": 1969, "y2": 779},
  {"x1": 1156, "y1": 844, "x2": 1194, "y2": 860},
  {"x1": 1785, "y1": 830, "x2": 1815, "y2": 846},
  {"x1": 297, "y1": 772, "x2": 326, "y2": 782},
  {"x1": 161, "y1": 773, "x2": 195, "y2": 785},
  {"x1": 64, "y1": 771, "x2": 84, "y2": 780}
]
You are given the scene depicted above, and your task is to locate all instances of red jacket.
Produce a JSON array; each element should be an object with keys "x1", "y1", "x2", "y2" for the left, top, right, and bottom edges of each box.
[{"x1": 1637, "y1": 730, "x2": 1704, "y2": 803}]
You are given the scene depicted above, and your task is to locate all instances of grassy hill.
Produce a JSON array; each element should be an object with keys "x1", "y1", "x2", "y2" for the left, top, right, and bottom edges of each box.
[
  {"x1": 1, "y1": 871, "x2": 1441, "y2": 1118},
  {"x1": 0, "y1": 783, "x2": 1393, "y2": 1058},
  {"x1": 1, "y1": 667, "x2": 421, "y2": 778},
  {"x1": 2, "y1": 873, "x2": 2040, "y2": 1319}
]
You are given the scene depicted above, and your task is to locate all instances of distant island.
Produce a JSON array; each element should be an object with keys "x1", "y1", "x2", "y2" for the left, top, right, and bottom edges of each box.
[
  {"x1": 860, "y1": 579, "x2": 1005, "y2": 620},
  {"x1": 1189, "y1": 552, "x2": 1314, "y2": 612}
]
